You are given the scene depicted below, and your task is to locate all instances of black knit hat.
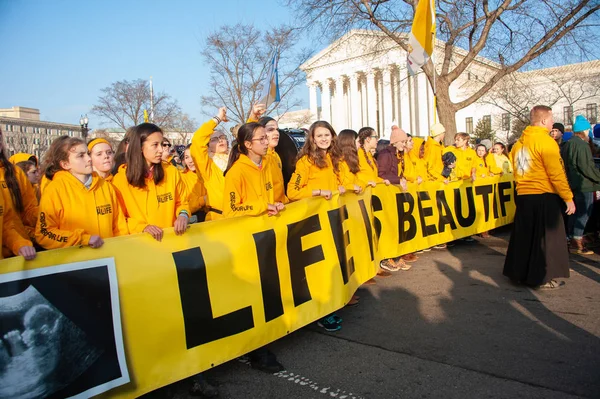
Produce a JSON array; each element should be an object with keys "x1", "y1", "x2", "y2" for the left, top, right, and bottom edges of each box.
[{"x1": 552, "y1": 123, "x2": 565, "y2": 134}]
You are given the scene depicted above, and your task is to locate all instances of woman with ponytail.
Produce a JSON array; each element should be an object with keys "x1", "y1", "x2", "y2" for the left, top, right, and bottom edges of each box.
[
  {"x1": 181, "y1": 144, "x2": 207, "y2": 222},
  {"x1": 36, "y1": 136, "x2": 128, "y2": 250},
  {"x1": 0, "y1": 129, "x2": 39, "y2": 257},
  {"x1": 357, "y1": 127, "x2": 391, "y2": 187},
  {"x1": 112, "y1": 123, "x2": 189, "y2": 241},
  {"x1": 223, "y1": 123, "x2": 283, "y2": 218}
]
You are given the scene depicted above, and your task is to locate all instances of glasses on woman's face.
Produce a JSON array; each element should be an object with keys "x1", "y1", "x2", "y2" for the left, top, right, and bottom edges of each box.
[
  {"x1": 209, "y1": 136, "x2": 227, "y2": 143},
  {"x1": 162, "y1": 143, "x2": 172, "y2": 148},
  {"x1": 370, "y1": 135, "x2": 379, "y2": 140},
  {"x1": 252, "y1": 136, "x2": 269, "y2": 144}
]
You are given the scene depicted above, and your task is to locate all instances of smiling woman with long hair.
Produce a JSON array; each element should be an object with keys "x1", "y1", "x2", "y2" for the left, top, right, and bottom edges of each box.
[
  {"x1": 287, "y1": 121, "x2": 347, "y2": 201},
  {"x1": 36, "y1": 136, "x2": 128, "y2": 250},
  {"x1": 112, "y1": 123, "x2": 190, "y2": 241}
]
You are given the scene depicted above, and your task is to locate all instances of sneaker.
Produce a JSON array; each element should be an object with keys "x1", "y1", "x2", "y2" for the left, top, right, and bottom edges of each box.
[
  {"x1": 462, "y1": 236, "x2": 476, "y2": 242},
  {"x1": 422, "y1": 247, "x2": 432, "y2": 252},
  {"x1": 401, "y1": 253, "x2": 418, "y2": 262},
  {"x1": 346, "y1": 296, "x2": 359, "y2": 306},
  {"x1": 249, "y1": 349, "x2": 285, "y2": 373},
  {"x1": 332, "y1": 314, "x2": 343, "y2": 323},
  {"x1": 380, "y1": 259, "x2": 400, "y2": 272},
  {"x1": 433, "y1": 243, "x2": 447, "y2": 249},
  {"x1": 189, "y1": 374, "x2": 219, "y2": 397},
  {"x1": 394, "y1": 258, "x2": 412, "y2": 271},
  {"x1": 318, "y1": 315, "x2": 342, "y2": 332},
  {"x1": 534, "y1": 280, "x2": 566, "y2": 290},
  {"x1": 415, "y1": 249, "x2": 424, "y2": 254}
]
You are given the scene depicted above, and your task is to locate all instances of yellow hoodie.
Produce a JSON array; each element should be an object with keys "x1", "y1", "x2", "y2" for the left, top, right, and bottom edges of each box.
[
  {"x1": 0, "y1": 193, "x2": 33, "y2": 258},
  {"x1": 473, "y1": 156, "x2": 490, "y2": 177},
  {"x1": 443, "y1": 146, "x2": 478, "y2": 179},
  {"x1": 488, "y1": 153, "x2": 512, "y2": 174},
  {"x1": 511, "y1": 125, "x2": 572, "y2": 201},
  {"x1": 338, "y1": 160, "x2": 367, "y2": 191},
  {"x1": 265, "y1": 148, "x2": 288, "y2": 203},
  {"x1": 35, "y1": 171, "x2": 128, "y2": 249},
  {"x1": 223, "y1": 154, "x2": 276, "y2": 218},
  {"x1": 357, "y1": 148, "x2": 385, "y2": 184},
  {"x1": 181, "y1": 168, "x2": 207, "y2": 214},
  {"x1": 424, "y1": 137, "x2": 445, "y2": 181},
  {"x1": 190, "y1": 119, "x2": 226, "y2": 220},
  {"x1": 112, "y1": 164, "x2": 190, "y2": 233},
  {"x1": 0, "y1": 166, "x2": 39, "y2": 256},
  {"x1": 288, "y1": 154, "x2": 340, "y2": 201},
  {"x1": 407, "y1": 137, "x2": 427, "y2": 181}
]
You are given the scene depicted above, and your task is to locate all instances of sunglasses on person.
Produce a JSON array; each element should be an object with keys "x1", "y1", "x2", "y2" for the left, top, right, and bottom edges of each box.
[
  {"x1": 209, "y1": 135, "x2": 227, "y2": 142},
  {"x1": 162, "y1": 143, "x2": 172, "y2": 148}
]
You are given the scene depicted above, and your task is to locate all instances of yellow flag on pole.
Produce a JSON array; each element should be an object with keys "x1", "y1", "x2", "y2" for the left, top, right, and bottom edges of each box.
[{"x1": 407, "y1": 0, "x2": 436, "y2": 75}]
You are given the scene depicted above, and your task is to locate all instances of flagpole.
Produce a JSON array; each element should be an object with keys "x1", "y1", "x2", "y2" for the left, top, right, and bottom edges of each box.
[
  {"x1": 150, "y1": 76, "x2": 154, "y2": 123},
  {"x1": 431, "y1": 0, "x2": 437, "y2": 124}
]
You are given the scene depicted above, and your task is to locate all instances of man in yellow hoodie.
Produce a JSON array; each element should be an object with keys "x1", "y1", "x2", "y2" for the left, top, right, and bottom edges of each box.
[
  {"x1": 503, "y1": 105, "x2": 575, "y2": 290},
  {"x1": 424, "y1": 123, "x2": 447, "y2": 182}
]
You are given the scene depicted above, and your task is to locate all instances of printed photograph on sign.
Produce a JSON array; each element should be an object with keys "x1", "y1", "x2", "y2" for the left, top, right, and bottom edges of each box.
[{"x1": 0, "y1": 258, "x2": 129, "y2": 399}]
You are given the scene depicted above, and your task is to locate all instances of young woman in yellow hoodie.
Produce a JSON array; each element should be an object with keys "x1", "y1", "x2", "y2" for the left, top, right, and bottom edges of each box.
[
  {"x1": 36, "y1": 136, "x2": 128, "y2": 250},
  {"x1": 406, "y1": 135, "x2": 427, "y2": 183},
  {"x1": 287, "y1": 121, "x2": 347, "y2": 201},
  {"x1": 112, "y1": 123, "x2": 190, "y2": 241},
  {"x1": 190, "y1": 107, "x2": 230, "y2": 220},
  {"x1": 336, "y1": 129, "x2": 366, "y2": 193},
  {"x1": 223, "y1": 122, "x2": 283, "y2": 218},
  {"x1": 182, "y1": 144, "x2": 207, "y2": 222},
  {"x1": 88, "y1": 138, "x2": 115, "y2": 182},
  {"x1": 257, "y1": 116, "x2": 289, "y2": 204},
  {"x1": 0, "y1": 129, "x2": 39, "y2": 257},
  {"x1": 357, "y1": 127, "x2": 390, "y2": 187}
]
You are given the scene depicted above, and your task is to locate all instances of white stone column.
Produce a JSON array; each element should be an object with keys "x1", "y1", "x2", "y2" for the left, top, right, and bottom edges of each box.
[
  {"x1": 321, "y1": 80, "x2": 332, "y2": 123},
  {"x1": 382, "y1": 66, "x2": 394, "y2": 137},
  {"x1": 334, "y1": 76, "x2": 346, "y2": 131},
  {"x1": 366, "y1": 70, "x2": 377, "y2": 129},
  {"x1": 418, "y1": 73, "x2": 430, "y2": 136},
  {"x1": 349, "y1": 73, "x2": 361, "y2": 131},
  {"x1": 308, "y1": 81, "x2": 319, "y2": 121},
  {"x1": 399, "y1": 67, "x2": 411, "y2": 133},
  {"x1": 360, "y1": 76, "x2": 368, "y2": 127}
]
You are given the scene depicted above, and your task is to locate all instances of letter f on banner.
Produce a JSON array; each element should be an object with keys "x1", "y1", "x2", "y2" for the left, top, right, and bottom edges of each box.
[{"x1": 407, "y1": 0, "x2": 436, "y2": 75}]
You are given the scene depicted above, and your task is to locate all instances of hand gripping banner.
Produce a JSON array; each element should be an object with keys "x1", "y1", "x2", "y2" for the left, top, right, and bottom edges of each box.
[{"x1": 0, "y1": 175, "x2": 514, "y2": 398}]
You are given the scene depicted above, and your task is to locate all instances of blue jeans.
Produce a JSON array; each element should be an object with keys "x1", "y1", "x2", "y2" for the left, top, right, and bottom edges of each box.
[{"x1": 568, "y1": 191, "x2": 594, "y2": 239}]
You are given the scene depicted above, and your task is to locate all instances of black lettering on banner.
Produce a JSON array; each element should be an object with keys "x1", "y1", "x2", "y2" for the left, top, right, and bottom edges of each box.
[
  {"x1": 397, "y1": 192, "x2": 417, "y2": 242},
  {"x1": 252, "y1": 230, "x2": 284, "y2": 323},
  {"x1": 371, "y1": 194, "x2": 383, "y2": 241},
  {"x1": 173, "y1": 247, "x2": 254, "y2": 348},
  {"x1": 454, "y1": 186, "x2": 476, "y2": 227},
  {"x1": 436, "y1": 190, "x2": 457, "y2": 233},
  {"x1": 498, "y1": 181, "x2": 512, "y2": 217},
  {"x1": 287, "y1": 214, "x2": 325, "y2": 307},
  {"x1": 492, "y1": 184, "x2": 499, "y2": 219},
  {"x1": 358, "y1": 199, "x2": 375, "y2": 261},
  {"x1": 327, "y1": 205, "x2": 355, "y2": 285},
  {"x1": 475, "y1": 185, "x2": 493, "y2": 222},
  {"x1": 417, "y1": 191, "x2": 437, "y2": 237}
]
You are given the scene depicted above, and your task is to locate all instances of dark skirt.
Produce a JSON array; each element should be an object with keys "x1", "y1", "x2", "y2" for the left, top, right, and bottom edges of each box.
[{"x1": 503, "y1": 193, "x2": 570, "y2": 286}]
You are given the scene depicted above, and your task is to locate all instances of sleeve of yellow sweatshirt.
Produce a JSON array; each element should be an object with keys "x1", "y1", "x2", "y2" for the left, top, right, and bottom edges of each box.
[
  {"x1": 174, "y1": 171, "x2": 191, "y2": 217},
  {"x1": 3, "y1": 202, "x2": 33, "y2": 256},
  {"x1": 402, "y1": 154, "x2": 417, "y2": 182},
  {"x1": 188, "y1": 180, "x2": 207, "y2": 213},
  {"x1": 486, "y1": 153, "x2": 502, "y2": 174},
  {"x1": 191, "y1": 119, "x2": 218, "y2": 181},
  {"x1": 15, "y1": 167, "x2": 39, "y2": 228},
  {"x1": 110, "y1": 186, "x2": 129, "y2": 237},
  {"x1": 287, "y1": 156, "x2": 314, "y2": 201},
  {"x1": 223, "y1": 167, "x2": 268, "y2": 218},
  {"x1": 425, "y1": 142, "x2": 445, "y2": 181},
  {"x1": 35, "y1": 185, "x2": 90, "y2": 249},
  {"x1": 541, "y1": 140, "x2": 573, "y2": 201}
]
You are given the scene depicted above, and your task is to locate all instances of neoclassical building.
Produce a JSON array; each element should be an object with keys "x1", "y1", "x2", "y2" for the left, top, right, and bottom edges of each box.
[{"x1": 288, "y1": 29, "x2": 600, "y2": 140}]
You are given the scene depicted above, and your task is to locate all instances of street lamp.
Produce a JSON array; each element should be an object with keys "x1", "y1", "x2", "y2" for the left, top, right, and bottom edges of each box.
[{"x1": 80, "y1": 114, "x2": 89, "y2": 139}]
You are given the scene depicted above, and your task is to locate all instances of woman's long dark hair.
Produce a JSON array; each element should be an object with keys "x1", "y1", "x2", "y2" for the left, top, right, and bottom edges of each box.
[
  {"x1": 476, "y1": 144, "x2": 488, "y2": 168},
  {"x1": 224, "y1": 122, "x2": 262, "y2": 176},
  {"x1": 257, "y1": 116, "x2": 276, "y2": 127},
  {"x1": 297, "y1": 121, "x2": 341, "y2": 172},
  {"x1": 125, "y1": 123, "x2": 165, "y2": 188},
  {"x1": 337, "y1": 129, "x2": 360, "y2": 174},
  {"x1": 0, "y1": 128, "x2": 24, "y2": 213},
  {"x1": 357, "y1": 127, "x2": 376, "y2": 170}
]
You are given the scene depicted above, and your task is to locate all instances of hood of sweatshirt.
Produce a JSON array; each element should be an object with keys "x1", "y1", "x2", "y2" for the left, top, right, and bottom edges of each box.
[
  {"x1": 519, "y1": 125, "x2": 550, "y2": 142},
  {"x1": 409, "y1": 137, "x2": 424, "y2": 159},
  {"x1": 52, "y1": 170, "x2": 100, "y2": 191}
]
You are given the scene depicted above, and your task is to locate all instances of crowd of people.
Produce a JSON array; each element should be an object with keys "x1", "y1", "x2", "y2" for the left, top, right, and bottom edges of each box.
[{"x1": 0, "y1": 103, "x2": 598, "y2": 397}]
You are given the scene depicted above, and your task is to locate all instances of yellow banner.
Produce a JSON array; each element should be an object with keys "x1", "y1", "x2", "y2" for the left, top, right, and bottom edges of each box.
[{"x1": 0, "y1": 176, "x2": 514, "y2": 398}]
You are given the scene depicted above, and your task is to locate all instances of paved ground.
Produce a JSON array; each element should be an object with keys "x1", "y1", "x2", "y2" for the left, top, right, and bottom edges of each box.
[{"x1": 143, "y1": 227, "x2": 600, "y2": 399}]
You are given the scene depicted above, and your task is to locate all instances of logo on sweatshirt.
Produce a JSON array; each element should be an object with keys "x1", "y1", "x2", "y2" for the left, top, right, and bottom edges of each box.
[
  {"x1": 157, "y1": 192, "x2": 174, "y2": 203},
  {"x1": 265, "y1": 182, "x2": 273, "y2": 191},
  {"x1": 97, "y1": 204, "x2": 113, "y2": 216},
  {"x1": 515, "y1": 148, "x2": 531, "y2": 176},
  {"x1": 293, "y1": 174, "x2": 302, "y2": 191},
  {"x1": 229, "y1": 191, "x2": 253, "y2": 212},
  {"x1": 38, "y1": 212, "x2": 69, "y2": 243}
]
